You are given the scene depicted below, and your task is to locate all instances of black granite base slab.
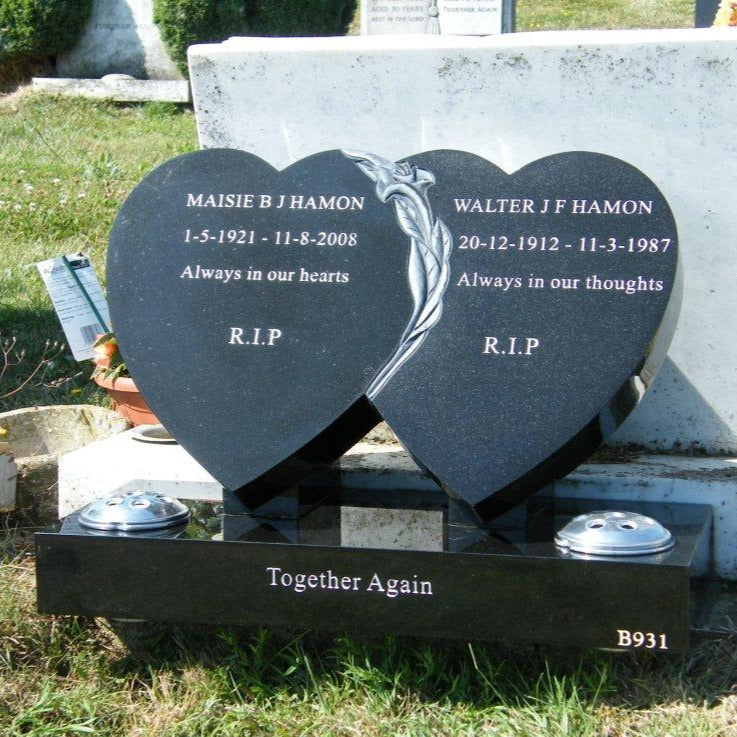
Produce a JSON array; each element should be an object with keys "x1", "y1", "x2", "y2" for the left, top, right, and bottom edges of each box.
[{"x1": 36, "y1": 496, "x2": 710, "y2": 653}]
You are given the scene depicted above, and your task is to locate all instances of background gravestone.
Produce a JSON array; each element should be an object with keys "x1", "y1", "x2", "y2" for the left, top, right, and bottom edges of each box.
[
  {"x1": 437, "y1": 0, "x2": 503, "y2": 35},
  {"x1": 56, "y1": 0, "x2": 182, "y2": 80},
  {"x1": 362, "y1": 0, "x2": 511, "y2": 35},
  {"x1": 361, "y1": 1, "x2": 432, "y2": 34}
]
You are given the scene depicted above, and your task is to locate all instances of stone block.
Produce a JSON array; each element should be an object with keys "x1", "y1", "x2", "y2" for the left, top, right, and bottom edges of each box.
[
  {"x1": 0, "y1": 405, "x2": 128, "y2": 524},
  {"x1": 32, "y1": 77, "x2": 190, "y2": 102},
  {"x1": 0, "y1": 445, "x2": 16, "y2": 512},
  {"x1": 58, "y1": 428, "x2": 221, "y2": 517},
  {"x1": 56, "y1": 0, "x2": 182, "y2": 80}
]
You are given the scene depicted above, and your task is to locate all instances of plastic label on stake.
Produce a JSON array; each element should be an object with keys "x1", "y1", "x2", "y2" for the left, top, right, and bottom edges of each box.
[{"x1": 36, "y1": 253, "x2": 110, "y2": 361}]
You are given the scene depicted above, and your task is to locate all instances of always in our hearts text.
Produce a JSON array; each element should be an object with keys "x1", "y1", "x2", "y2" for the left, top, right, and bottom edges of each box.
[{"x1": 179, "y1": 264, "x2": 350, "y2": 284}]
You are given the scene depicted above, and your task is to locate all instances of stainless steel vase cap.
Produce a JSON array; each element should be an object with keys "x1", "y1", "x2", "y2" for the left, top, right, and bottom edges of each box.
[
  {"x1": 79, "y1": 490, "x2": 190, "y2": 532},
  {"x1": 554, "y1": 510, "x2": 674, "y2": 556}
]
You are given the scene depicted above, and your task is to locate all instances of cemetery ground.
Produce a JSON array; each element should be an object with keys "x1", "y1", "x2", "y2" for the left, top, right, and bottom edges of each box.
[
  {"x1": 0, "y1": 93, "x2": 197, "y2": 411},
  {"x1": 2, "y1": 2, "x2": 736, "y2": 734}
]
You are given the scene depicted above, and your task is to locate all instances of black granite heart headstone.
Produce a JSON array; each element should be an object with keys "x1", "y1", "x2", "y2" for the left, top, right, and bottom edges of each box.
[
  {"x1": 108, "y1": 149, "x2": 412, "y2": 502},
  {"x1": 359, "y1": 150, "x2": 679, "y2": 519},
  {"x1": 109, "y1": 147, "x2": 679, "y2": 520}
]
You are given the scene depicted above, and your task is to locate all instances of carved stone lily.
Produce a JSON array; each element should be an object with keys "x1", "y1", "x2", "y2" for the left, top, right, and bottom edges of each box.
[
  {"x1": 343, "y1": 150, "x2": 453, "y2": 397},
  {"x1": 387, "y1": 161, "x2": 436, "y2": 199}
]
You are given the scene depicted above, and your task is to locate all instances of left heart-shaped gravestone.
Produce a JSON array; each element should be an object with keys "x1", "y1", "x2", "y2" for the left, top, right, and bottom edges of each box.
[{"x1": 108, "y1": 148, "x2": 412, "y2": 501}]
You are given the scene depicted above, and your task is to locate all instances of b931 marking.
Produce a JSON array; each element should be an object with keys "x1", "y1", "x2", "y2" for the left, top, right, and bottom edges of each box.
[{"x1": 616, "y1": 629, "x2": 668, "y2": 650}]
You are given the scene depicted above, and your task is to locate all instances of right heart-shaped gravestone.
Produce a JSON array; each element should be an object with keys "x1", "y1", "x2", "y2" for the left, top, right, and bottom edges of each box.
[
  {"x1": 357, "y1": 149, "x2": 680, "y2": 520},
  {"x1": 108, "y1": 149, "x2": 412, "y2": 502}
]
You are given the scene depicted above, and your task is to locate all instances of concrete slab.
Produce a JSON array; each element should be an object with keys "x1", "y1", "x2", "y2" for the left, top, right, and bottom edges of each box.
[
  {"x1": 58, "y1": 428, "x2": 220, "y2": 517},
  {"x1": 32, "y1": 77, "x2": 190, "y2": 103},
  {"x1": 58, "y1": 438, "x2": 407, "y2": 517}
]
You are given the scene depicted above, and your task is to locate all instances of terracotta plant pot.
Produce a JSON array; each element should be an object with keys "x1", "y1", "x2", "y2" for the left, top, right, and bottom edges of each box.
[{"x1": 94, "y1": 375, "x2": 159, "y2": 426}]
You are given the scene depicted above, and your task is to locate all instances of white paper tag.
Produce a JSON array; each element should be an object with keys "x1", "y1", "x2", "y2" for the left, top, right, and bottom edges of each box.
[
  {"x1": 362, "y1": 1, "x2": 432, "y2": 34},
  {"x1": 438, "y1": 0, "x2": 502, "y2": 35},
  {"x1": 36, "y1": 253, "x2": 111, "y2": 361}
]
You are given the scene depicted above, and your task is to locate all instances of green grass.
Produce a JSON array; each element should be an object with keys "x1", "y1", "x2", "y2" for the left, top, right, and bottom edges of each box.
[
  {"x1": 0, "y1": 94, "x2": 197, "y2": 410},
  {"x1": 515, "y1": 0, "x2": 695, "y2": 32},
  {"x1": 1, "y1": 549, "x2": 736, "y2": 736},
  {"x1": 348, "y1": 0, "x2": 695, "y2": 33}
]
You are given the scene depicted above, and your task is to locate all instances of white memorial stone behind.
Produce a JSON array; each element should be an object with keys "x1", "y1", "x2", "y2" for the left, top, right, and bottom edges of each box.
[
  {"x1": 362, "y1": 1, "x2": 432, "y2": 34},
  {"x1": 437, "y1": 1, "x2": 502, "y2": 35},
  {"x1": 57, "y1": 0, "x2": 182, "y2": 80},
  {"x1": 188, "y1": 30, "x2": 737, "y2": 455},
  {"x1": 362, "y1": 0, "x2": 502, "y2": 35}
]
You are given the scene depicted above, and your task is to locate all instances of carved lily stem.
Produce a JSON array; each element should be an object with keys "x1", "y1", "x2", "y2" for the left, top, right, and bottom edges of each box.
[
  {"x1": 383, "y1": 183, "x2": 437, "y2": 262},
  {"x1": 343, "y1": 150, "x2": 453, "y2": 399}
]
